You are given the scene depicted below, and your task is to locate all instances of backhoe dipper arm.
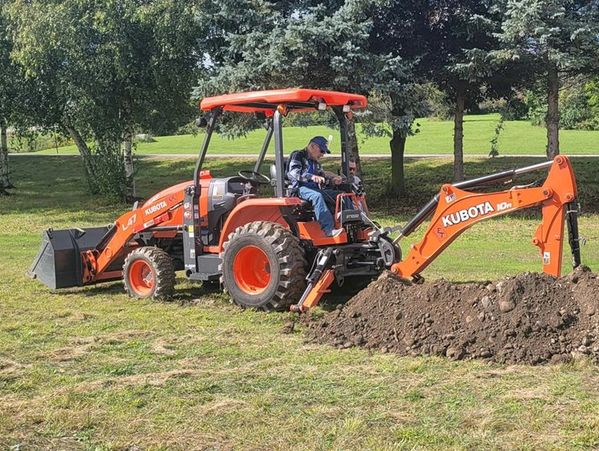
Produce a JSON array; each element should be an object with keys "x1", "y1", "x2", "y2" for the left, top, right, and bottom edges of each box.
[{"x1": 391, "y1": 156, "x2": 578, "y2": 279}]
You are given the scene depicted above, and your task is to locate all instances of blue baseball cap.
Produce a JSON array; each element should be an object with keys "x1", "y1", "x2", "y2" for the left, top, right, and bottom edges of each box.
[{"x1": 310, "y1": 136, "x2": 331, "y2": 154}]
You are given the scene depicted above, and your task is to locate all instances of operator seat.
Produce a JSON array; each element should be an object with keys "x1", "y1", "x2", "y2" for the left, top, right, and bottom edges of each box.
[
  {"x1": 204, "y1": 176, "x2": 257, "y2": 245},
  {"x1": 269, "y1": 158, "x2": 290, "y2": 195},
  {"x1": 269, "y1": 159, "x2": 315, "y2": 220}
]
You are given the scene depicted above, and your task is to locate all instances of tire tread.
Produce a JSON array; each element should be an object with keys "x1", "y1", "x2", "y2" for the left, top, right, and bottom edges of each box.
[
  {"x1": 123, "y1": 246, "x2": 176, "y2": 300},
  {"x1": 222, "y1": 221, "x2": 307, "y2": 311}
]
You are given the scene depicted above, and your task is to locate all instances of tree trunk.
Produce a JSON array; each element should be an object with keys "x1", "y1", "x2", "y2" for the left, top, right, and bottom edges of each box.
[
  {"x1": 0, "y1": 120, "x2": 11, "y2": 194},
  {"x1": 546, "y1": 62, "x2": 560, "y2": 159},
  {"x1": 123, "y1": 132, "x2": 136, "y2": 201},
  {"x1": 64, "y1": 124, "x2": 98, "y2": 194},
  {"x1": 390, "y1": 128, "x2": 406, "y2": 196},
  {"x1": 453, "y1": 86, "x2": 466, "y2": 182}
]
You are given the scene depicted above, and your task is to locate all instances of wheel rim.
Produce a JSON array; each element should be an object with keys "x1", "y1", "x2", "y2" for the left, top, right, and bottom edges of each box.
[
  {"x1": 232, "y1": 245, "x2": 271, "y2": 295},
  {"x1": 128, "y1": 260, "x2": 155, "y2": 297}
]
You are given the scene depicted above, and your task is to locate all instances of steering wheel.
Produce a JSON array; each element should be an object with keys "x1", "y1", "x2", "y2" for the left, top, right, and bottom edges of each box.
[{"x1": 238, "y1": 170, "x2": 271, "y2": 185}]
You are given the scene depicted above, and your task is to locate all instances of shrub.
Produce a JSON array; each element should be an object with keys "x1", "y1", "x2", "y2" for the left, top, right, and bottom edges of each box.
[{"x1": 560, "y1": 87, "x2": 593, "y2": 130}]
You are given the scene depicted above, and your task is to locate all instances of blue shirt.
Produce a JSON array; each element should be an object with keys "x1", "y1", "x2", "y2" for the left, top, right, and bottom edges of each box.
[{"x1": 286, "y1": 149, "x2": 326, "y2": 193}]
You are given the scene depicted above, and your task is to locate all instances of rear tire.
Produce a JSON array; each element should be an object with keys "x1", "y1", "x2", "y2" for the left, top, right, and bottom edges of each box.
[
  {"x1": 123, "y1": 247, "x2": 175, "y2": 300},
  {"x1": 221, "y1": 221, "x2": 307, "y2": 311}
]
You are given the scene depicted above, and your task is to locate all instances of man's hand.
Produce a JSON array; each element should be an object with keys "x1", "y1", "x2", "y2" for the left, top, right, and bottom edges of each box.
[
  {"x1": 331, "y1": 175, "x2": 343, "y2": 185},
  {"x1": 312, "y1": 175, "x2": 326, "y2": 186}
]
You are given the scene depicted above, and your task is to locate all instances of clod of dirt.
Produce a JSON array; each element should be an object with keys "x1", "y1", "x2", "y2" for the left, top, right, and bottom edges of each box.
[
  {"x1": 281, "y1": 318, "x2": 296, "y2": 334},
  {"x1": 305, "y1": 266, "x2": 599, "y2": 365}
]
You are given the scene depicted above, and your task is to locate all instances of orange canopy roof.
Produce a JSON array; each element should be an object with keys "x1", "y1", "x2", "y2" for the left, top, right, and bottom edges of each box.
[{"x1": 199, "y1": 88, "x2": 367, "y2": 114}]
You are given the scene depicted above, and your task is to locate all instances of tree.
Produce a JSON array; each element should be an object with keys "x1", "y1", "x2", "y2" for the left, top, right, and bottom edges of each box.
[
  {"x1": 498, "y1": 0, "x2": 599, "y2": 158},
  {"x1": 339, "y1": 0, "x2": 433, "y2": 195},
  {"x1": 407, "y1": 0, "x2": 508, "y2": 181},
  {"x1": 195, "y1": 0, "x2": 420, "y2": 194},
  {"x1": 194, "y1": 1, "x2": 380, "y2": 168},
  {"x1": 0, "y1": 0, "x2": 29, "y2": 194},
  {"x1": 329, "y1": 0, "x2": 516, "y2": 187},
  {"x1": 6, "y1": 0, "x2": 199, "y2": 199},
  {"x1": 0, "y1": 6, "x2": 15, "y2": 195}
]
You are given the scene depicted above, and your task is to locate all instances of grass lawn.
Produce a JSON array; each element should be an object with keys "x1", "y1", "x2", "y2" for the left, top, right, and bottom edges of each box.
[
  {"x1": 1, "y1": 156, "x2": 598, "y2": 449},
  {"x1": 34, "y1": 113, "x2": 599, "y2": 156}
]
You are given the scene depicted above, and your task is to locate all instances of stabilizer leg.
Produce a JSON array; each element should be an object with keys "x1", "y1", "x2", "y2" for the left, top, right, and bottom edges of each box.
[{"x1": 291, "y1": 248, "x2": 335, "y2": 312}]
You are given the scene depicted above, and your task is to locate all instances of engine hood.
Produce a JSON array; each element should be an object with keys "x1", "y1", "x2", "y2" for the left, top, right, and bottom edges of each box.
[{"x1": 142, "y1": 180, "x2": 193, "y2": 209}]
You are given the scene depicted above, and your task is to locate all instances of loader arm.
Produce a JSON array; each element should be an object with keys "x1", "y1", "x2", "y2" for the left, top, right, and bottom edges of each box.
[
  {"x1": 390, "y1": 156, "x2": 578, "y2": 278},
  {"x1": 81, "y1": 189, "x2": 187, "y2": 284}
]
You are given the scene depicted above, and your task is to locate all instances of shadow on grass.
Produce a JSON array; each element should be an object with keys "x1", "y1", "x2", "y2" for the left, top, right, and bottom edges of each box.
[
  {"x1": 5, "y1": 155, "x2": 599, "y2": 220},
  {"x1": 173, "y1": 283, "x2": 226, "y2": 305},
  {"x1": 61, "y1": 281, "x2": 125, "y2": 297},
  {"x1": 60, "y1": 277, "x2": 227, "y2": 306}
]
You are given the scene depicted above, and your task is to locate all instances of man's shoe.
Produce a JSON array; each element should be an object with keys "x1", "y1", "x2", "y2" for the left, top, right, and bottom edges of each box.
[{"x1": 330, "y1": 228, "x2": 344, "y2": 238}]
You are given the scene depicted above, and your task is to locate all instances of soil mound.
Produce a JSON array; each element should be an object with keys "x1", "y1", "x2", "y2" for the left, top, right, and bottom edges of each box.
[{"x1": 305, "y1": 266, "x2": 599, "y2": 365}]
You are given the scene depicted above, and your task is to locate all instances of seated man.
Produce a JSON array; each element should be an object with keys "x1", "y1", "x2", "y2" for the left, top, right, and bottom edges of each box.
[{"x1": 286, "y1": 136, "x2": 345, "y2": 237}]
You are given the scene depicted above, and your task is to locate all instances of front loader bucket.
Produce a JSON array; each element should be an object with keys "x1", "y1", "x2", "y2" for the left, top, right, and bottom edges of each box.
[{"x1": 29, "y1": 226, "x2": 111, "y2": 289}]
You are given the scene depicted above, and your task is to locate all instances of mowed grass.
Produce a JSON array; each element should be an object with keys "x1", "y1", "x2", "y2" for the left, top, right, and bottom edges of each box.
[
  {"x1": 34, "y1": 113, "x2": 599, "y2": 156},
  {"x1": 1, "y1": 156, "x2": 598, "y2": 449}
]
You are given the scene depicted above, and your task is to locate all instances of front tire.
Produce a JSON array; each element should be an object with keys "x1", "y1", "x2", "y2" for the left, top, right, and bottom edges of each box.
[
  {"x1": 221, "y1": 221, "x2": 307, "y2": 311},
  {"x1": 123, "y1": 247, "x2": 176, "y2": 299}
]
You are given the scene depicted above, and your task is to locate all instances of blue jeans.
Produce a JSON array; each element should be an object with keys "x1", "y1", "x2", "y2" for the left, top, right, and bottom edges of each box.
[{"x1": 298, "y1": 186, "x2": 347, "y2": 235}]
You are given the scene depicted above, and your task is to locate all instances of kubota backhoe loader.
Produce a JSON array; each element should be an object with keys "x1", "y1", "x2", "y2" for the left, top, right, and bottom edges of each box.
[{"x1": 29, "y1": 89, "x2": 582, "y2": 312}]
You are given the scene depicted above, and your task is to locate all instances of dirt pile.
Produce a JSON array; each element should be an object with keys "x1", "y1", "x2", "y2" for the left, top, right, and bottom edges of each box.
[{"x1": 306, "y1": 266, "x2": 599, "y2": 365}]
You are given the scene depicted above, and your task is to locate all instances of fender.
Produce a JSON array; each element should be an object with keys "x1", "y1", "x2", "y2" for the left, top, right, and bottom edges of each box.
[{"x1": 217, "y1": 197, "x2": 304, "y2": 250}]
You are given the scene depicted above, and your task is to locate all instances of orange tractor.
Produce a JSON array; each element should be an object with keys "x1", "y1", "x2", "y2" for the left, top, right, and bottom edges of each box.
[{"x1": 30, "y1": 89, "x2": 582, "y2": 312}]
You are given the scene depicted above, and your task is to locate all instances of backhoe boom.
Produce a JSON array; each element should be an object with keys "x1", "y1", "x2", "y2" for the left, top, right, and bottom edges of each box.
[{"x1": 390, "y1": 156, "x2": 579, "y2": 278}]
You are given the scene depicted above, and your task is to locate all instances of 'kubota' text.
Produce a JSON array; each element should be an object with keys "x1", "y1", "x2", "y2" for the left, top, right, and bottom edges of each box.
[
  {"x1": 145, "y1": 201, "x2": 167, "y2": 216},
  {"x1": 442, "y1": 201, "x2": 495, "y2": 227}
]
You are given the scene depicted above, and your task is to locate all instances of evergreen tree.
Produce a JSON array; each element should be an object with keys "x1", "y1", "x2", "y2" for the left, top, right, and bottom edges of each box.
[
  {"x1": 195, "y1": 0, "x2": 419, "y2": 194},
  {"x1": 412, "y1": 0, "x2": 507, "y2": 181},
  {"x1": 498, "y1": 0, "x2": 599, "y2": 158},
  {"x1": 194, "y1": 1, "x2": 381, "y2": 168}
]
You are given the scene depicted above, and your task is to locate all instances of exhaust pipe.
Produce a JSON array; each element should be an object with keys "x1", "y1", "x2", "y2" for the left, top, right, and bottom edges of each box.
[{"x1": 29, "y1": 226, "x2": 112, "y2": 289}]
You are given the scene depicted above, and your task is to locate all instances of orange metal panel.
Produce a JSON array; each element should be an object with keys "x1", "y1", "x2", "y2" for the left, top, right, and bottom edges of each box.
[
  {"x1": 200, "y1": 88, "x2": 367, "y2": 113},
  {"x1": 199, "y1": 176, "x2": 211, "y2": 225},
  {"x1": 299, "y1": 269, "x2": 335, "y2": 312},
  {"x1": 95, "y1": 270, "x2": 122, "y2": 281},
  {"x1": 296, "y1": 221, "x2": 348, "y2": 245},
  {"x1": 152, "y1": 230, "x2": 178, "y2": 239},
  {"x1": 93, "y1": 189, "x2": 187, "y2": 281},
  {"x1": 217, "y1": 198, "x2": 304, "y2": 250}
]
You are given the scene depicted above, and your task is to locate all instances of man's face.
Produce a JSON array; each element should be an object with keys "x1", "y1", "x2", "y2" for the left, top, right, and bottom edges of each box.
[
  {"x1": 307, "y1": 142, "x2": 325, "y2": 160},
  {"x1": 349, "y1": 163, "x2": 357, "y2": 173}
]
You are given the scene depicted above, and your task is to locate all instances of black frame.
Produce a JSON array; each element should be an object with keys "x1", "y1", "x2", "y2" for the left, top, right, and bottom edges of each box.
[
  {"x1": 195, "y1": 103, "x2": 355, "y2": 199},
  {"x1": 194, "y1": 107, "x2": 222, "y2": 191}
]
